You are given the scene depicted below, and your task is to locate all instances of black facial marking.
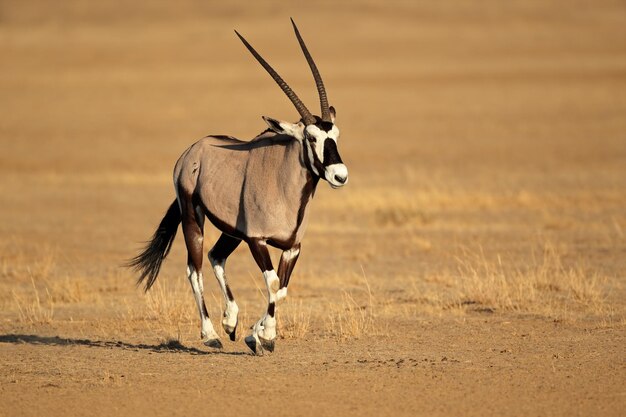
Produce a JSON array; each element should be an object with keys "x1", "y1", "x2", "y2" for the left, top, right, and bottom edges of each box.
[
  {"x1": 312, "y1": 116, "x2": 334, "y2": 132},
  {"x1": 268, "y1": 302, "x2": 275, "y2": 317},
  {"x1": 319, "y1": 121, "x2": 334, "y2": 132},
  {"x1": 302, "y1": 135, "x2": 325, "y2": 179},
  {"x1": 323, "y1": 138, "x2": 343, "y2": 166}
]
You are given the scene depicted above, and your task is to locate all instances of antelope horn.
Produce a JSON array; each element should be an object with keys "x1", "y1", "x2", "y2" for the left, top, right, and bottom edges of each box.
[
  {"x1": 290, "y1": 18, "x2": 331, "y2": 122},
  {"x1": 235, "y1": 30, "x2": 316, "y2": 125}
]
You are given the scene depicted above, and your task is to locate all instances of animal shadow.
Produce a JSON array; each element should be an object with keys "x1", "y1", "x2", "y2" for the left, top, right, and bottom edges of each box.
[{"x1": 0, "y1": 334, "x2": 247, "y2": 356}]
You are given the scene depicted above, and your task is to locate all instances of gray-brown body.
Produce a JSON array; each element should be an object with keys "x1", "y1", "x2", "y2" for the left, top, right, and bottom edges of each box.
[
  {"x1": 129, "y1": 20, "x2": 347, "y2": 355},
  {"x1": 174, "y1": 132, "x2": 315, "y2": 250}
]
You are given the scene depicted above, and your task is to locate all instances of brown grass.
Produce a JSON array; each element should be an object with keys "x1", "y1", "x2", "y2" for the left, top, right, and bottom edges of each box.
[
  {"x1": 43, "y1": 276, "x2": 86, "y2": 304},
  {"x1": 1, "y1": 1, "x2": 625, "y2": 415},
  {"x1": 12, "y1": 277, "x2": 54, "y2": 325},
  {"x1": 136, "y1": 279, "x2": 195, "y2": 344},
  {"x1": 278, "y1": 299, "x2": 312, "y2": 339},
  {"x1": 453, "y1": 243, "x2": 608, "y2": 318},
  {"x1": 324, "y1": 269, "x2": 381, "y2": 339}
]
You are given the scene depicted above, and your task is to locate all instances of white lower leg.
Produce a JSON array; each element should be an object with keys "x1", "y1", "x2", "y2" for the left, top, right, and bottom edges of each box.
[
  {"x1": 276, "y1": 287, "x2": 288, "y2": 302},
  {"x1": 253, "y1": 270, "x2": 279, "y2": 341},
  {"x1": 210, "y1": 258, "x2": 239, "y2": 331},
  {"x1": 223, "y1": 301, "x2": 239, "y2": 330},
  {"x1": 187, "y1": 266, "x2": 219, "y2": 341}
]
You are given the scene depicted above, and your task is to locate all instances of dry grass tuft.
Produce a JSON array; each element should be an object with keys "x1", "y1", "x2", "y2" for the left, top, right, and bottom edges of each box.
[
  {"x1": 43, "y1": 276, "x2": 85, "y2": 304},
  {"x1": 12, "y1": 277, "x2": 54, "y2": 324},
  {"x1": 325, "y1": 268, "x2": 381, "y2": 339},
  {"x1": 123, "y1": 278, "x2": 196, "y2": 344},
  {"x1": 145, "y1": 280, "x2": 195, "y2": 343},
  {"x1": 3, "y1": 246, "x2": 86, "y2": 318},
  {"x1": 455, "y1": 243, "x2": 608, "y2": 318},
  {"x1": 278, "y1": 299, "x2": 312, "y2": 339},
  {"x1": 1, "y1": 245, "x2": 57, "y2": 283}
]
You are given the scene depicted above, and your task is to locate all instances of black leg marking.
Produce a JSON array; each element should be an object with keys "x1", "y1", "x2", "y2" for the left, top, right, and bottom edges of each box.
[
  {"x1": 208, "y1": 233, "x2": 241, "y2": 263},
  {"x1": 208, "y1": 234, "x2": 240, "y2": 303},
  {"x1": 248, "y1": 239, "x2": 273, "y2": 272},
  {"x1": 278, "y1": 244, "x2": 301, "y2": 289},
  {"x1": 225, "y1": 285, "x2": 235, "y2": 302},
  {"x1": 228, "y1": 320, "x2": 237, "y2": 342}
]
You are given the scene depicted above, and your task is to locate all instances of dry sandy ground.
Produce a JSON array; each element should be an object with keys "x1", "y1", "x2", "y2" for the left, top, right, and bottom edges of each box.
[{"x1": 1, "y1": 1, "x2": 625, "y2": 416}]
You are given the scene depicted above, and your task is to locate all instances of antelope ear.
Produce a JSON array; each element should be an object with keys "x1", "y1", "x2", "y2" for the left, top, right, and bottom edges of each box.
[
  {"x1": 262, "y1": 116, "x2": 305, "y2": 140},
  {"x1": 329, "y1": 106, "x2": 336, "y2": 123}
]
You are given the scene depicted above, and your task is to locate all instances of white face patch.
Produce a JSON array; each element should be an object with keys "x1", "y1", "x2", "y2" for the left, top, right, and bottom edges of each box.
[
  {"x1": 303, "y1": 124, "x2": 347, "y2": 188},
  {"x1": 304, "y1": 138, "x2": 319, "y2": 175},
  {"x1": 305, "y1": 125, "x2": 326, "y2": 164},
  {"x1": 305, "y1": 125, "x2": 340, "y2": 164},
  {"x1": 304, "y1": 125, "x2": 347, "y2": 187}
]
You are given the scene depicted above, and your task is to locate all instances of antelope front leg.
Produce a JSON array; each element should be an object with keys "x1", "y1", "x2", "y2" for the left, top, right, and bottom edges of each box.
[
  {"x1": 277, "y1": 244, "x2": 301, "y2": 302},
  {"x1": 245, "y1": 239, "x2": 279, "y2": 355}
]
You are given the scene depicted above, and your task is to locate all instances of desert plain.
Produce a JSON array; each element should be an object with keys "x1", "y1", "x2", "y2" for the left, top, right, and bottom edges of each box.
[{"x1": 0, "y1": 1, "x2": 625, "y2": 416}]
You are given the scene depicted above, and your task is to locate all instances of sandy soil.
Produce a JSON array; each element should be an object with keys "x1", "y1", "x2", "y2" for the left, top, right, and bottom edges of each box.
[{"x1": 1, "y1": 1, "x2": 625, "y2": 416}]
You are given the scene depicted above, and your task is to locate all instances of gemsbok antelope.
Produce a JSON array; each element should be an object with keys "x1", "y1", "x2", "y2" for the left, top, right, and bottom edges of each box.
[{"x1": 128, "y1": 19, "x2": 348, "y2": 355}]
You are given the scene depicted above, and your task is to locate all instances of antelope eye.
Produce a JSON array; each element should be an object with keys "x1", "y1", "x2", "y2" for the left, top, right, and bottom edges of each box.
[{"x1": 308, "y1": 137, "x2": 316, "y2": 143}]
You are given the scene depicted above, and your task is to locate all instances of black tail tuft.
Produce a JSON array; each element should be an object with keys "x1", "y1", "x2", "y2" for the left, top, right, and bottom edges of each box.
[{"x1": 126, "y1": 200, "x2": 181, "y2": 292}]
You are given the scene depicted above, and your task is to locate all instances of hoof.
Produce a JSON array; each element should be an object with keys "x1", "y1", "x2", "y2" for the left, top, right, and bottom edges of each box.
[
  {"x1": 259, "y1": 337, "x2": 275, "y2": 353},
  {"x1": 223, "y1": 320, "x2": 238, "y2": 342},
  {"x1": 204, "y1": 338, "x2": 223, "y2": 349},
  {"x1": 245, "y1": 335, "x2": 262, "y2": 356}
]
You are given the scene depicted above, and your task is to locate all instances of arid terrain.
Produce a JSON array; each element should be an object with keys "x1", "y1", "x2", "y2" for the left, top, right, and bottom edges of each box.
[{"x1": 1, "y1": 1, "x2": 625, "y2": 416}]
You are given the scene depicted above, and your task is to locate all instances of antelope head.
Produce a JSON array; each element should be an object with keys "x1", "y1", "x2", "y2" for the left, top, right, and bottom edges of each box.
[{"x1": 236, "y1": 19, "x2": 348, "y2": 189}]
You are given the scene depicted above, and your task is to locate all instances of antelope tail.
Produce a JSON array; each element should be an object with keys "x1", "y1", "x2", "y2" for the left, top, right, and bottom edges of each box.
[{"x1": 126, "y1": 200, "x2": 181, "y2": 291}]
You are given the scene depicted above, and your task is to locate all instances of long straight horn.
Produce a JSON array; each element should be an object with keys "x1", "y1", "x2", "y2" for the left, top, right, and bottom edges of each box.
[
  {"x1": 235, "y1": 30, "x2": 315, "y2": 125},
  {"x1": 290, "y1": 18, "x2": 331, "y2": 122}
]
